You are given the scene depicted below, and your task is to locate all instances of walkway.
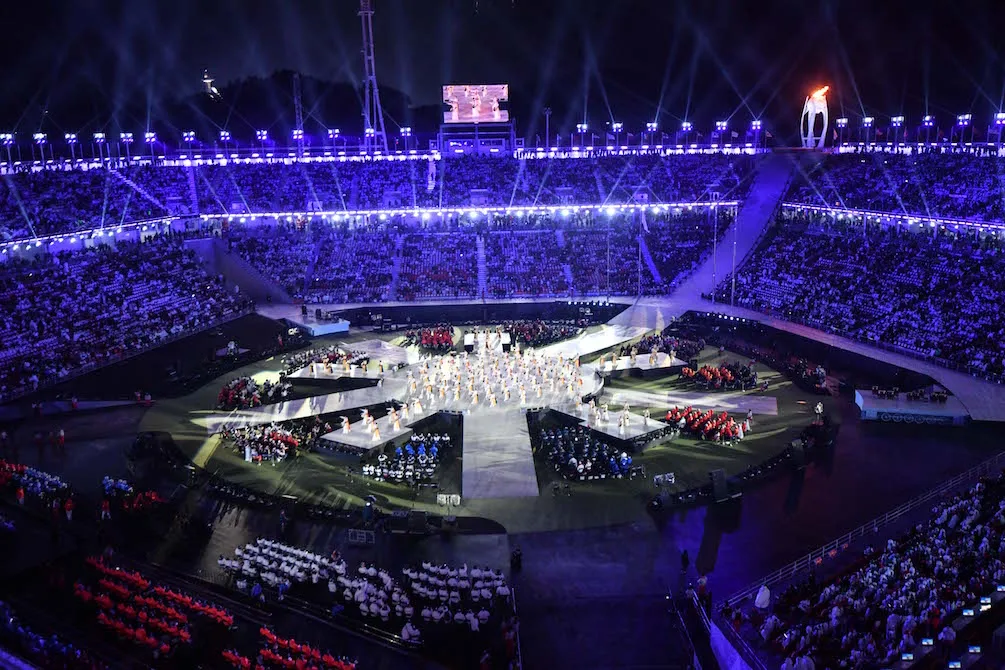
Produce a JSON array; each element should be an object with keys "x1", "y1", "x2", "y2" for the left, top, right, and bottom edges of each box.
[
  {"x1": 673, "y1": 151, "x2": 796, "y2": 300},
  {"x1": 462, "y1": 407, "x2": 539, "y2": 499}
]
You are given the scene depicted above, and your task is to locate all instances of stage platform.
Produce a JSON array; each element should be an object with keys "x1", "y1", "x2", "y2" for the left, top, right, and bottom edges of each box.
[
  {"x1": 319, "y1": 421, "x2": 415, "y2": 454},
  {"x1": 855, "y1": 390, "x2": 969, "y2": 426},
  {"x1": 597, "y1": 352, "x2": 687, "y2": 378},
  {"x1": 462, "y1": 407, "x2": 539, "y2": 499},
  {"x1": 552, "y1": 406, "x2": 672, "y2": 445},
  {"x1": 258, "y1": 304, "x2": 350, "y2": 337}
]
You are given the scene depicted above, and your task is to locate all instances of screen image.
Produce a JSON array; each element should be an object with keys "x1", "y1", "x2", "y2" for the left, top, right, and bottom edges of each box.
[{"x1": 442, "y1": 84, "x2": 509, "y2": 124}]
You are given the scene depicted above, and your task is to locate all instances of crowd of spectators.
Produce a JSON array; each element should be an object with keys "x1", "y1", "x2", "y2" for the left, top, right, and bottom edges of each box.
[
  {"x1": 217, "y1": 376, "x2": 292, "y2": 410},
  {"x1": 0, "y1": 600, "x2": 97, "y2": 669},
  {"x1": 307, "y1": 226, "x2": 395, "y2": 304},
  {"x1": 536, "y1": 425, "x2": 635, "y2": 481},
  {"x1": 484, "y1": 230, "x2": 569, "y2": 298},
  {"x1": 361, "y1": 433, "x2": 450, "y2": 485},
  {"x1": 281, "y1": 345, "x2": 368, "y2": 375},
  {"x1": 735, "y1": 473, "x2": 1005, "y2": 669},
  {"x1": 787, "y1": 149, "x2": 1005, "y2": 223},
  {"x1": 398, "y1": 231, "x2": 478, "y2": 300},
  {"x1": 502, "y1": 320, "x2": 581, "y2": 347},
  {"x1": 402, "y1": 326, "x2": 454, "y2": 351},
  {"x1": 229, "y1": 223, "x2": 321, "y2": 300},
  {"x1": 716, "y1": 212, "x2": 1005, "y2": 380},
  {"x1": 1, "y1": 153, "x2": 755, "y2": 242},
  {"x1": 0, "y1": 234, "x2": 251, "y2": 401}
]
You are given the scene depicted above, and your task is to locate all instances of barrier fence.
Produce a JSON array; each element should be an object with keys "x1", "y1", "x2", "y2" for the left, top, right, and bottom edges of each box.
[{"x1": 723, "y1": 450, "x2": 1005, "y2": 609}]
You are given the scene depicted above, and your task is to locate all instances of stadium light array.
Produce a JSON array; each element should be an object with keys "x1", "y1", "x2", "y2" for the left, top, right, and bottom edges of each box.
[
  {"x1": 715, "y1": 120, "x2": 728, "y2": 132},
  {"x1": 364, "y1": 128, "x2": 375, "y2": 136},
  {"x1": 681, "y1": 121, "x2": 693, "y2": 131},
  {"x1": 862, "y1": 117, "x2": 874, "y2": 127},
  {"x1": 119, "y1": 132, "x2": 133, "y2": 144},
  {"x1": 611, "y1": 122, "x2": 624, "y2": 132},
  {"x1": 891, "y1": 116, "x2": 905, "y2": 127},
  {"x1": 93, "y1": 132, "x2": 106, "y2": 143},
  {"x1": 291, "y1": 129, "x2": 304, "y2": 140},
  {"x1": 575, "y1": 123, "x2": 588, "y2": 133},
  {"x1": 646, "y1": 122, "x2": 658, "y2": 132},
  {"x1": 219, "y1": 130, "x2": 232, "y2": 142},
  {"x1": 327, "y1": 128, "x2": 340, "y2": 138},
  {"x1": 182, "y1": 131, "x2": 196, "y2": 143},
  {"x1": 0, "y1": 133, "x2": 13, "y2": 146},
  {"x1": 255, "y1": 130, "x2": 268, "y2": 141},
  {"x1": 922, "y1": 115, "x2": 935, "y2": 127},
  {"x1": 836, "y1": 117, "x2": 848, "y2": 128},
  {"x1": 751, "y1": 120, "x2": 762, "y2": 130},
  {"x1": 996, "y1": 113, "x2": 1005, "y2": 126},
  {"x1": 33, "y1": 133, "x2": 47, "y2": 145},
  {"x1": 400, "y1": 127, "x2": 412, "y2": 137},
  {"x1": 64, "y1": 133, "x2": 78, "y2": 144},
  {"x1": 144, "y1": 132, "x2": 157, "y2": 144},
  {"x1": 957, "y1": 114, "x2": 972, "y2": 127}
]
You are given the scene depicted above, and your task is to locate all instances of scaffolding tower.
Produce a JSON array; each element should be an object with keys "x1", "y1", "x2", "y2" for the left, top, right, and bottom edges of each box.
[{"x1": 359, "y1": 0, "x2": 388, "y2": 153}]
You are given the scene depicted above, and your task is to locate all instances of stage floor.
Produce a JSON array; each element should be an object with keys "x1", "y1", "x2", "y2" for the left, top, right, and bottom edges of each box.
[{"x1": 553, "y1": 405, "x2": 672, "y2": 443}]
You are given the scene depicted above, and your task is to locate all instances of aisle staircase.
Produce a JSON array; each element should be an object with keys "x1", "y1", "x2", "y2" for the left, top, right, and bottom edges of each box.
[
  {"x1": 186, "y1": 167, "x2": 199, "y2": 214},
  {"x1": 109, "y1": 168, "x2": 168, "y2": 214},
  {"x1": 555, "y1": 228, "x2": 566, "y2": 248},
  {"x1": 348, "y1": 174, "x2": 361, "y2": 209},
  {"x1": 386, "y1": 234, "x2": 405, "y2": 301},
  {"x1": 673, "y1": 152, "x2": 797, "y2": 303},
  {"x1": 638, "y1": 234, "x2": 662, "y2": 285},
  {"x1": 476, "y1": 235, "x2": 487, "y2": 299},
  {"x1": 593, "y1": 168, "x2": 607, "y2": 203}
]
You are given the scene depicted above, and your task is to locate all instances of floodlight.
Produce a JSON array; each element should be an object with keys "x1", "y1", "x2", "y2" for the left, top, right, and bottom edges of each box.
[
  {"x1": 292, "y1": 129, "x2": 304, "y2": 140},
  {"x1": 64, "y1": 133, "x2": 78, "y2": 144},
  {"x1": 646, "y1": 122, "x2": 658, "y2": 132},
  {"x1": 144, "y1": 132, "x2": 157, "y2": 143},
  {"x1": 120, "y1": 132, "x2": 133, "y2": 144},
  {"x1": 328, "y1": 128, "x2": 340, "y2": 138},
  {"x1": 0, "y1": 133, "x2": 13, "y2": 146},
  {"x1": 93, "y1": 132, "x2": 106, "y2": 143},
  {"x1": 576, "y1": 123, "x2": 588, "y2": 133},
  {"x1": 957, "y1": 114, "x2": 972, "y2": 126},
  {"x1": 891, "y1": 116, "x2": 905, "y2": 127},
  {"x1": 681, "y1": 121, "x2": 693, "y2": 131},
  {"x1": 996, "y1": 113, "x2": 1005, "y2": 126},
  {"x1": 715, "y1": 120, "x2": 728, "y2": 131},
  {"x1": 33, "y1": 132, "x2": 47, "y2": 145},
  {"x1": 182, "y1": 131, "x2": 196, "y2": 142},
  {"x1": 836, "y1": 117, "x2": 848, "y2": 128},
  {"x1": 751, "y1": 120, "x2": 762, "y2": 130},
  {"x1": 611, "y1": 122, "x2": 624, "y2": 132},
  {"x1": 219, "y1": 130, "x2": 232, "y2": 141},
  {"x1": 256, "y1": 130, "x2": 268, "y2": 141},
  {"x1": 364, "y1": 128, "x2": 375, "y2": 136},
  {"x1": 862, "y1": 117, "x2": 874, "y2": 127},
  {"x1": 400, "y1": 127, "x2": 412, "y2": 137},
  {"x1": 922, "y1": 115, "x2": 935, "y2": 127}
]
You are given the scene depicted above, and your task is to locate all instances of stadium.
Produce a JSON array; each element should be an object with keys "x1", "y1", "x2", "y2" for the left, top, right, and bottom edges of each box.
[{"x1": 2, "y1": 1, "x2": 1005, "y2": 669}]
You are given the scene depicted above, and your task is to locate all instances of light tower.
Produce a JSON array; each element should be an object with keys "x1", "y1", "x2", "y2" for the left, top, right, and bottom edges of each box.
[
  {"x1": 293, "y1": 72, "x2": 305, "y2": 157},
  {"x1": 359, "y1": 0, "x2": 388, "y2": 153}
]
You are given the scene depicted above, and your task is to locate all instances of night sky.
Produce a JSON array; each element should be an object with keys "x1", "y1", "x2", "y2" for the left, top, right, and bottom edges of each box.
[{"x1": 1, "y1": 0, "x2": 1003, "y2": 141}]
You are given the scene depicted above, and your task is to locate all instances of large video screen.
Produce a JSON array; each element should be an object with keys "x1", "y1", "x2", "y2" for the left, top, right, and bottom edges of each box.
[{"x1": 442, "y1": 84, "x2": 509, "y2": 124}]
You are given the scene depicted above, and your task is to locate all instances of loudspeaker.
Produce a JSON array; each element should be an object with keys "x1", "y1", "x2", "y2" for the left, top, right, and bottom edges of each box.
[{"x1": 709, "y1": 468, "x2": 729, "y2": 502}]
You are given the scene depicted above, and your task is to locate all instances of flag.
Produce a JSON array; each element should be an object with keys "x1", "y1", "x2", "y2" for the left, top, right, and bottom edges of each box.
[
  {"x1": 876, "y1": 128, "x2": 884, "y2": 137},
  {"x1": 765, "y1": 131, "x2": 773, "y2": 138},
  {"x1": 833, "y1": 130, "x2": 838, "y2": 140},
  {"x1": 903, "y1": 129, "x2": 908, "y2": 139},
  {"x1": 731, "y1": 131, "x2": 739, "y2": 138},
  {"x1": 605, "y1": 132, "x2": 615, "y2": 141}
]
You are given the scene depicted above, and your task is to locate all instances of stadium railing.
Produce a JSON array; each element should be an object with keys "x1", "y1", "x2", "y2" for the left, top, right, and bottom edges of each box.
[{"x1": 722, "y1": 449, "x2": 1005, "y2": 609}]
